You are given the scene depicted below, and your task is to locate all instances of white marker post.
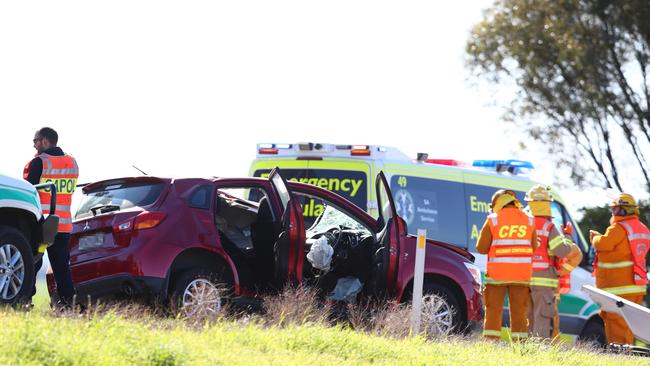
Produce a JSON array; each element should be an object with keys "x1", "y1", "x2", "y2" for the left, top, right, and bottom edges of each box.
[{"x1": 411, "y1": 229, "x2": 427, "y2": 335}]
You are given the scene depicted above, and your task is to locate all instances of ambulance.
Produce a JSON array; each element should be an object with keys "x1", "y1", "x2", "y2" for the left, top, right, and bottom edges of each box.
[{"x1": 249, "y1": 142, "x2": 604, "y2": 343}]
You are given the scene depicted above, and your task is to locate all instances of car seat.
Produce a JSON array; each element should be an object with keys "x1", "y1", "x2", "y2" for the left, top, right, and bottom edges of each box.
[{"x1": 251, "y1": 197, "x2": 279, "y2": 287}]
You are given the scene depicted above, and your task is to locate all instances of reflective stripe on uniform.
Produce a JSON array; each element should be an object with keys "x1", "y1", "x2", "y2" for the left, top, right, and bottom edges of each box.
[
  {"x1": 548, "y1": 235, "x2": 564, "y2": 250},
  {"x1": 561, "y1": 262, "x2": 575, "y2": 271},
  {"x1": 482, "y1": 329, "x2": 501, "y2": 337},
  {"x1": 532, "y1": 262, "x2": 550, "y2": 269},
  {"x1": 56, "y1": 217, "x2": 72, "y2": 225},
  {"x1": 629, "y1": 233, "x2": 650, "y2": 241},
  {"x1": 489, "y1": 257, "x2": 532, "y2": 263},
  {"x1": 601, "y1": 285, "x2": 646, "y2": 295},
  {"x1": 511, "y1": 332, "x2": 528, "y2": 339},
  {"x1": 599, "y1": 261, "x2": 634, "y2": 269},
  {"x1": 539, "y1": 220, "x2": 551, "y2": 237},
  {"x1": 41, "y1": 168, "x2": 80, "y2": 175},
  {"x1": 529, "y1": 277, "x2": 559, "y2": 287},
  {"x1": 492, "y1": 239, "x2": 531, "y2": 246},
  {"x1": 484, "y1": 277, "x2": 529, "y2": 285}
]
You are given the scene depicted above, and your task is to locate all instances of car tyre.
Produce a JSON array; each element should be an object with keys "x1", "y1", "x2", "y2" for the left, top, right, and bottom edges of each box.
[
  {"x1": 419, "y1": 283, "x2": 463, "y2": 337},
  {"x1": 0, "y1": 225, "x2": 35, "y2": 306},
  {"x1": 578, "y1": 317, "x2": 606, "y2": 346},
  {"x1": 170, "y1": 268, "x2": 228, "y2": 320}
]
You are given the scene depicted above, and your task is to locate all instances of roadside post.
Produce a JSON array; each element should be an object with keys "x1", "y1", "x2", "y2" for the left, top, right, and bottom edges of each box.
[{"x1": 410, "y1": 229, "x2": 426, "y2": 335}]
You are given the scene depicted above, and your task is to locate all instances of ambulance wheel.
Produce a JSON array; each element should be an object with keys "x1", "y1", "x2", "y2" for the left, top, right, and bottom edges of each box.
[
  {"x1": 419, "y1": 283, "x2": 462, "y2": 337},
  {"x1": 0, "y1": 226, "x2": 35, "y2": 306},
  {"x1": 578, "y1": 317, "x2": 606, "y2": 346}
]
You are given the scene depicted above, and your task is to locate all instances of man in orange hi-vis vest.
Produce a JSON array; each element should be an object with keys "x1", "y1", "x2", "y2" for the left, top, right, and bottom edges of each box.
[
  {"x1": 476, "y1": 189, "x2": 537, "y2": 341},
  {"x1": 24, "y1": 127, "x2": 79, "y2": 307},
  {"x1": 590, "y1": 192, "x2": 649, "y2": 345},
  {"x1": 523, "y1": 185, "x2": 581, "y2": 339}
]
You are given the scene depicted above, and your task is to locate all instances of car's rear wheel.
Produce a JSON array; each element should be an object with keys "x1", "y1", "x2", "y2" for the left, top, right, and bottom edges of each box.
[
  {"x1": 419, "y1": 283, "x2": 462, "y2": 337},
  {"x1": 170, "y1": 268, "x2": 227, "y2": 319},
  {"x1": 0, "y1": 225, "x2": 35, "y2": 306}
]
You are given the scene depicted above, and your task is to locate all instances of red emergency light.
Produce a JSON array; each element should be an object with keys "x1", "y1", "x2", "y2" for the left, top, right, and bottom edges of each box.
[
  {"x1": 258, "y1": 148, "x2": 279, "y2": 155},
  {"x1": 425, "y1": 159, "x2": 465, "y2": 166},
  {"x1": 351, "y1": 145, "x2": 371, "y2": 156}
]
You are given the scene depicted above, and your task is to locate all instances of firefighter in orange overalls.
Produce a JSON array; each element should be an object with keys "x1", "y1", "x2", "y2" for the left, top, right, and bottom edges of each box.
[
  {"x1": 590, "y1": 192, "x2": 650, "y2": 345},
  {"x1": 524, "y1": 185, "x2": 582, "y2": 339},
  {"x1": 476, "y1": 189, "x2": 537, "y2": 341}
]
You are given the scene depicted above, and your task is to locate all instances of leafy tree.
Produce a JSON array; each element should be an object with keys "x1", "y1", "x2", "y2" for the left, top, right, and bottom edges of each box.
[{"x1": 466, "y1": 0, "x2": 650, "y2": 192}]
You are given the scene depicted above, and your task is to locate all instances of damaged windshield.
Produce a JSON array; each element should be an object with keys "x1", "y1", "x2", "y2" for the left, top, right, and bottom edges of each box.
[{"x1": 307, "y1": 203, "x2": 370, "y2": 237}]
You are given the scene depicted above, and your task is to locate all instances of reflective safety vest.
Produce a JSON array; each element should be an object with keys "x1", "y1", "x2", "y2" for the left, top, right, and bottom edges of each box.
[
  {"x1": 530, "y1": 217, "x2": 559, "y2": 288},
  {"x1": 23, "y1": 153, "x2": 79, "y2": 233},
  {"x1": 487, "y1": 208, "x2": 535, "y2": 282},
  {"x1": 618, "y1": 218, "x2": 650, "y2": 286}
]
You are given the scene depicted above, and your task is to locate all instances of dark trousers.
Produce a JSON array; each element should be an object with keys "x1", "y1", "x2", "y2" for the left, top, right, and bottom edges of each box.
[{"x1": 33, "y1": 232, "x2": 76, "y2": 302}]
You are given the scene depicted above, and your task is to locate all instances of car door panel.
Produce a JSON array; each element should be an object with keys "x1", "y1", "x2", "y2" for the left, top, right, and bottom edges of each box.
[{"x1": 269, "y1": 168, "x2": 305, "y2": 287}]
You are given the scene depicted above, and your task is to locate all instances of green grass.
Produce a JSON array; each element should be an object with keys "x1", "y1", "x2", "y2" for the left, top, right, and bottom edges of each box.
[
  {"x1": 1, "y1": 307, "x2": 644, "y2": 366},
  {"x1": 11, "y1": 282, "x2": 641, "y2": 365}
]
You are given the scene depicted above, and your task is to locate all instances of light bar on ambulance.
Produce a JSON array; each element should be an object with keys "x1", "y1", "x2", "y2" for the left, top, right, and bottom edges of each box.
[
  {"x1": 472, "y1": 159, "x2": 534, "y2": 174},
  {"x1": 258, "y1": 143, "x2": 292, "y2": 155}
]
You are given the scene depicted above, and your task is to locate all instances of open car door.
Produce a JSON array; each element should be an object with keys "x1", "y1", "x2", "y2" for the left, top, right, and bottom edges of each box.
[
  {"x1": 371, "y1": 171, "x2": 406, "y2": 296},
  {"x1": 268, "y1": 167, "x2": 306, "y2": 288}
]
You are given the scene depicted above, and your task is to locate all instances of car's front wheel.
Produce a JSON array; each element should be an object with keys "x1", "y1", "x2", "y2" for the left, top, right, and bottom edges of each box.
[
  {"x1": 170, "y1": 268, "x2": 227, "y2": 319},
  {"x1": 419, "y1": 283, "x2": 463, "y2": 337},
  {"x1": 0, "y1": 225, "x2": 35, "y2": 306}
]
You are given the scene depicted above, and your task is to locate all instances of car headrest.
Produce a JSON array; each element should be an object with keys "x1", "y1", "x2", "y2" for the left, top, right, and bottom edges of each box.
[{"x1": 257, "y1": 197, "x2": 274, "y2": 222}]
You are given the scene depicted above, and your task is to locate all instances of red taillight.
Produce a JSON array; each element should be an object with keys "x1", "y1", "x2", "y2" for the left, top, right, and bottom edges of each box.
[
  {"x1": 258, "y1": 148, "x2": 279, "y2": 155},
  {"x1": 113, "y1": 211, "x2": 166, "y2": 246}
]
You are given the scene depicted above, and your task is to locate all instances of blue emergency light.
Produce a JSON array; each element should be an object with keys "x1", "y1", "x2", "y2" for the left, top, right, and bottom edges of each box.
[{"x1": 472, "y1": 159, "x2": 534, "y2": 174}]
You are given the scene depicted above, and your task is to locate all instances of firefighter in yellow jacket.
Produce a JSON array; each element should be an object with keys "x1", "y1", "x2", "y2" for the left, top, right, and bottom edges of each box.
[
  {"x1": 476, "y1": 189, "x2": 537, "y2": 340},
  {"x1": 590, "y1": 193, "x2": 649, "y2": 345},
  {"x1": 524, "y1": 185, "x2": 582, "y2": 339}
]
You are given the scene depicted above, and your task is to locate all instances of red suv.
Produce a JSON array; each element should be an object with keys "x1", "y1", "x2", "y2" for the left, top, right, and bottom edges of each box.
[{"x1": 48, "y1": 169, "x2": 483, "y2": 333}]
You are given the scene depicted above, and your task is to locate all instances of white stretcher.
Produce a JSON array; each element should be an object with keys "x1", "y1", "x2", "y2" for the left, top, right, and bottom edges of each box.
[{"x1": 582, "y1": 285, "x2": 650, "y2": 356}]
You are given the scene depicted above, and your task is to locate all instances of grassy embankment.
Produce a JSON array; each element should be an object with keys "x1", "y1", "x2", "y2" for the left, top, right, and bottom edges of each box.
[{"x1": 2, "y1": 285, "x2": 642, "y2": 366}]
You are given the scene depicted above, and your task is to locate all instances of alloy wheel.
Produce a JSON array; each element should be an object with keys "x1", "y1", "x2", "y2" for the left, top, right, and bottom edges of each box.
[
  {"x1": 181, "y1": 278, "x2": 222, "y2": 319},
  {"x1": 420, "y1": 293, "x2": 454, "y2": 337},
  {"x1": 0, "y1": 243, "x2": 25, "y2": 301}
]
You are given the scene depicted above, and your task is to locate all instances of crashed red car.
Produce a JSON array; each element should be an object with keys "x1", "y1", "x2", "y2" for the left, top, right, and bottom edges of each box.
[{"x1": 48, "y1": 169, "x2": 483, "y2": 334}]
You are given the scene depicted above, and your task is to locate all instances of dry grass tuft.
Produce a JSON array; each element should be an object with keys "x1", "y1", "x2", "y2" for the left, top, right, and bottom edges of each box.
[{"x1": 262, "y1": 285, "x2": 331, "y2": 327}]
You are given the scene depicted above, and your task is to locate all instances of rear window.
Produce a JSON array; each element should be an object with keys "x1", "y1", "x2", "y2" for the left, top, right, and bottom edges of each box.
[
  {"x1": 253, "y1": 168, "x2": 368, "y2": 223},
  {"x1": 76, "y1": 183, "x2": 164, "y2": 219}
]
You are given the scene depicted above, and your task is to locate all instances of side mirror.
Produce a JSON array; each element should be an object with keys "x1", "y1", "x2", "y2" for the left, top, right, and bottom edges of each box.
[{"x1": 34, "y1": 182, "x2": 57, "y2": 218}]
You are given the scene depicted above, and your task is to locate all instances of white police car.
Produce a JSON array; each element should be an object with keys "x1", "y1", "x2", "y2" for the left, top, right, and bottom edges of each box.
[{"x1": 0, "y1": 174, "x2": 58, "y2": 305}]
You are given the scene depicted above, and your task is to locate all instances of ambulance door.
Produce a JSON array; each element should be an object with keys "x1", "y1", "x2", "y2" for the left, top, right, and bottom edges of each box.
[
  {"x1": 372, "y1": 171, "x2": 405, "y2": 295},
  {"x1": 268, "y1": 167, "x2": 306, "y2": 287}
]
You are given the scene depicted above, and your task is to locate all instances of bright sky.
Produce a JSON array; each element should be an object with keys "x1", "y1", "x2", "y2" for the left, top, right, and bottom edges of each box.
[{"x1": 0, "y1": 1, "x2": 619, "y2": 215}]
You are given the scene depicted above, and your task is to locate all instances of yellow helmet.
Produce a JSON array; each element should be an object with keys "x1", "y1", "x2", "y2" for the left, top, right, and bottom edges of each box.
[
  {"x1": 609, "y1": 192, "x2": 637, "y2": 207},
  {"x1": 525, "y1": 184, "x2": 553, "y2": 202},
  {"x1": 491, "y1": 189, "x2": 522, "y2": 212}
]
